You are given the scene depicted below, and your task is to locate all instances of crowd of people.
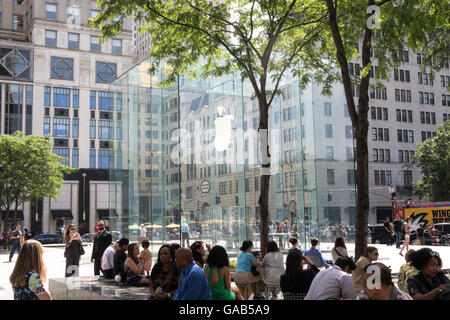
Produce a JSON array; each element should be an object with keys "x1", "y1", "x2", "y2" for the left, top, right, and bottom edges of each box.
[{"x1": 6, "y1": 220, "x2": 450, "y2": 301}]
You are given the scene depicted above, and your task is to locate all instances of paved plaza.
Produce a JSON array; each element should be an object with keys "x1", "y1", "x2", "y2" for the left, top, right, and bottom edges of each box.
[{"x1": 1, "y1": 242, "x2": 449, "y2": 300}]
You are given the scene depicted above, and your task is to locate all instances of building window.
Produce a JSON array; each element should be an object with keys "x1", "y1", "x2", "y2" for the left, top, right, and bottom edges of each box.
[
  {"x1": 66, "y1": 6, "x2": 80, "y2": 25},
  {"x1": 325, "y1": 124, "x2": 333, "y2": 137},
  {"x1": 116, "y1": 121, "x2": 122, "y2": 140},
  {"x1": 44, "y1": 117, "x2": 50, "y2": 135},
  {"x1": 46, "y1": 3, "x2": 57, "y2": 20},
  {"x1": 53, "y1": 88, "x2": 70, "y2": 107},
  {"x1": 373, "y1": 149, "x2": 378, "y2": 162},
  {"x1": 374, "y1": 170, "x2": 380, "y2": 185},
  {"x1": 44, "y1": 86, "x2": 51, "y2": 106},
  {"x1": 68, "y1": 33, "x2": 79, "y2": 49},
  {"x1": 90, "y1": 36, "x2": 101, "y2": 52},
  {"x1": 90, "y1": 90, "x2": 96, "y2": 109},
  {"x1": 72, "y1": 149, "x2": 78, "y2": 168},
  {"x1": 116, "y1": 151, "x2": 122, "y2": 169},
  {"x1": 112, "y1": 39, "x2": 122, "y2": 55},
  {"x1": 45, "y1": 30, "x2": 57, "y2": 47},
  {"x1": 50, "y1": 57, "x2": 73, "y2": 80},
  {"x1": 327, "y1": 169, "x2": 335, "y2": 185},
  {"x1": 53, "y1": 148, "x2": 69, "y2": 165},
  {"x1": 404, "y1": 170, "x2": 413, "y2": 188},
  {"x1": 98, "y1": 150, "x2": 113, "y2": 169},
  {"x1": 73, "y1": 89, "x2": 79, "y2": 108},
  {"x1": 98, "y1": 120, "x2": 114, "y2": 139},
  {"x1": 53, "y1": 118, "x2": 70, "y2": 137},
  {"x1": 98, "y1": 92, "x2": 114, "y2": 110},
  {"x1": 326, "y1": 146, "x2": 334, "y2": 160},
  {"x1": 96, "y1": 62, "x2": 117, "y2": 84},
  {"x1": 90, "y1": 120, "x2": 96, "y2": 139},
  {"x1": 345, "y1": 125, "x2": 353, "y2": 139},
  {"x1": 324, "y1": 102, "x2": 332, "y2": 116},
  {"x1": 347, "y1": 169, "x2": 355, "y2": 185},
  {"x1": 90, "y1": 9, "x2": 100, "y2": 18},
  {"x1": 72, "y1": 119, "x2": 79, "y2": 138},
  {"x1": 116, "y1": 93, "x2": 122, "y2": 111},
  {"x1": 12, "y1": 15, "x2": 23, "y2": 30},
  {"x1": 89, "y1": 149, "x2": 96, "y2": 168}
]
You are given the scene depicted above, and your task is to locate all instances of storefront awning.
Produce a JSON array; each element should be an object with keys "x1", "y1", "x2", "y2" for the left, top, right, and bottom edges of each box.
[
  {"x1": 97, "y1": 209, "x2": 118, "y2": 219},
  {"x1": 1, "y1": 210, "x2": 24, "y2": 220},
  {"x1": 51, "y1": 210, "x2": 73, "y2": 220}
]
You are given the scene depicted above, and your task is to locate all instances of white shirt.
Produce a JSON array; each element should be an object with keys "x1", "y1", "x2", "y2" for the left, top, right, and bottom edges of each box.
[
  {"x1": 331, "y1": 247, "x2": 349, "y2": 264},
  {"x1": 101, "y1": 245, "x2": 117, "y2": 270},
  {"x1": 305, "y1": 265, "x2": 355, "y2": 300},
  {"x1": 139, "y1": 227, "x2": 146, "y2": 237},
  {"x1": 261, "y1": 251, "x2": 284, "y2": 270}
]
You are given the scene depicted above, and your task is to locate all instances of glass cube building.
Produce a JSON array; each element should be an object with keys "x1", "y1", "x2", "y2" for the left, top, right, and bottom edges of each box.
[{"x1": 106, "y1": 58, "x2": 357, "y2": 253}]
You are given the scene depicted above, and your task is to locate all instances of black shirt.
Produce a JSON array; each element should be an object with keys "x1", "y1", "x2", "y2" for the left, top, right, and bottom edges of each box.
[
  {"x1": 113, "y1": 250, "x2": 127, "y2": 277},
  {"x1": 407, "y1": 272, "x2": 450, "y2": 300},
  {"x1": 384, "y1": 222, "x2": 391, "y2": 233},
  {"x1": 393, "y1": 220, "x2": 403, "y2": 232},
  {"x1": 11, "y1": 230, "x2": 22, "y2": 245},
  {"x1": 417, "y1": 227, "x2": 424, "y2": 237},
  {"x1": 280, "y1": 265, "x2": 320, "y2": 294}
]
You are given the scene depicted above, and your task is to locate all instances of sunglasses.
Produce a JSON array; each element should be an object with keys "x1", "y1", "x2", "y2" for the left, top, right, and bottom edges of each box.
[{"x1": 431, "y1": 251, "x2": 440, "y2": 257}]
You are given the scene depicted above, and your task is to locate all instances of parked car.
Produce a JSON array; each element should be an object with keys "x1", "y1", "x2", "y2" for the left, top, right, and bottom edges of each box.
[
  {"x1": 32, "y1": 233, "x2": 60, "y2": 244},
  {"x1": 81, "y1": 233, "x2": 94, "y2": 242}
]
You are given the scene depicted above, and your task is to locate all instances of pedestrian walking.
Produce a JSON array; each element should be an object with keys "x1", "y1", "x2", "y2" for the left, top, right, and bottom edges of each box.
[
  {"x1": 417, "y1": 223, "x2": 425, "y2": 245},
  {"x1": 64, "y1": 224, "x2": 84, "y2": 277},
  {"x1": 275, "y1": 221, "x2": 284, "y2": 249},
  {"x1": 392, "y1": 216, "x2": 403, "y2": 249},
  {"x1": 399, "y1": 217, "x2": 412, "y2": 256},
  {"x1": 181, "y1": 221, "x2": 190, "y2": 247},
  {"x1": 9, "y1": 225, "x2": 23, "y2": 262},
  {"x1": 10, "y1": 240, "x2": 52, "y2": 300},
  {"x1": 383, "y1": 217, "x2": 392, "y2": 245},
  {"x1": 91, "y1": 220, "x2": 112, "y2": 275}
]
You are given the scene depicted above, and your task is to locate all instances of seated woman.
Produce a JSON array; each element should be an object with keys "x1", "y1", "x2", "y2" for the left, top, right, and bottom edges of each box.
[
  {"x1": 407, "y1": 248, "x2": 450, "y2": 300},
  {"x1": 190, "y1": 241, "x2": 211, "y2": 269},
  {"x1": 205, "y1": 245, "x2": 242, "y2": 300},
  {"x1": 280, "y1": 250, "x2": 319, "y2": 300},
  {"x1": 233, "y1": 240, "x2": 265, "y2": 300},
  {"x1": 149, "y1": 245, "x2": 180, "y2": 300},
  {"x1": 260, "y1": 240, "x2": 285, "y2": 299},
  {"x1": 331, "y1": 237, "x2": 351, "y2": 264},
  {"x1": 124, "y1": 243, "x2": 150, "y2": 285}
]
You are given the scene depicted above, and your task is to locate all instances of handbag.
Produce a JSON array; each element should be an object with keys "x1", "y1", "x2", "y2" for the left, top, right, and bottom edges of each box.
[{"x1": 79, "y1": 241, "x2": 85, "y2": 256}]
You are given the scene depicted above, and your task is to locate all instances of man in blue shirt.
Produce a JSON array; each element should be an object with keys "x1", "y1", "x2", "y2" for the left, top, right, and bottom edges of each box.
[
  {"x1": 172, "y1": 248, "x2": 212, "y2": 300},
  {"x1": 304, "y1": 237, "x2": 330, "y2": 268}
]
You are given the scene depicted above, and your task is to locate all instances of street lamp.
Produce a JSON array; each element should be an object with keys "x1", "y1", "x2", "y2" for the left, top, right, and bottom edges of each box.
[{"x1": 82, "y1": 173, "x2": 86, "y2": 221}]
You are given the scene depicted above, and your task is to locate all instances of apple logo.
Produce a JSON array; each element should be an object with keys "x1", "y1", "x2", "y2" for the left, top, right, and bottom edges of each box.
[{"x1": 214, "y1": 106, "x2": 233, "y2": 152}]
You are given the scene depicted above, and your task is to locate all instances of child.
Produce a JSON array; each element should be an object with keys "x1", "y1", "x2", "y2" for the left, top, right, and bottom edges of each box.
[{"x1": 139, "y1": 239, "x2": 152, "y2": 277}]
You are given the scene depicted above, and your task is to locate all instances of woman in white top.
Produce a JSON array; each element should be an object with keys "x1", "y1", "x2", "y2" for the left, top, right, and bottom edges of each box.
[
  {"x1": 261, "y1": 240, "x2": 285, "y2": 299},
  {"x1": 331, "y1": 237, "x2": 350, "y2": 264}
]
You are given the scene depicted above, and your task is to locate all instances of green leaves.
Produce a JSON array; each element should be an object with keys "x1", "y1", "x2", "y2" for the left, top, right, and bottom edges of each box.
[
  {"x1": 413, "y1": 121, "x2": 450, "y2": 202},
  {"x1": 0, "y1": 132, "x2": 76, "y2": 230}
]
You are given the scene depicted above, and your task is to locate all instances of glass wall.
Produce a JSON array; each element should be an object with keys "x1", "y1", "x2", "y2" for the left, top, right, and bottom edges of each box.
[{"x1": 108, "y1": 58, "x2": 356, "y2": 254}]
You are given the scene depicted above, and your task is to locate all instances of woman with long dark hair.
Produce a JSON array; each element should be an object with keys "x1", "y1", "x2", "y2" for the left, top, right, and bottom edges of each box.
[
  {"x1": 190, "y1": 241, "x2": 210, "y2": 268},
  {"x1": 205, "y1": 245, "x2": 242, "y2": 300},
  {"x1": 64, "y1": 224, "x2": 83, "y2": 277},
  {"x1": 149, "y1": 245, "x2": 180, "y2": 300},
  {"x1": 233, "y1": 240, "x2": 264, "y2": 299},
  {"x1": 124, "y1": 243, "x2": 150, "y2": 285},
  {"x1": 280, "y1": 250, "x2": 319, "y2": 300},
  {"x1": 331, "y1": 237, "x2": 350, "y2": 264}
]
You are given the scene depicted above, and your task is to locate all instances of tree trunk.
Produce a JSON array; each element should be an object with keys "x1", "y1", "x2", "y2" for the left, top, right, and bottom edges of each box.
[
  {"x1": 257, "y1": 97, "x2": 270, "y2": 256},
  {"x1": 354, "y1": 121, "x2": 369, "y2": 260}
]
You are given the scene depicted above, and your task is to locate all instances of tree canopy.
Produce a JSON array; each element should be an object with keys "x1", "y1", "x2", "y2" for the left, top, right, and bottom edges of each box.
[
  {"x1": 413, "y1": 121, "x2": 450, "y2": 202},
  {"x1": 0, "y1": 132, "x2": 75, "y2": 231}
]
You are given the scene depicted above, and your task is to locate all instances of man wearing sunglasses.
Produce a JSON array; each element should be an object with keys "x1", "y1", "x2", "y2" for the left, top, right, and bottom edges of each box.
[{"x1": 91, "y1": 220, "x2": 112, "y2": 276}]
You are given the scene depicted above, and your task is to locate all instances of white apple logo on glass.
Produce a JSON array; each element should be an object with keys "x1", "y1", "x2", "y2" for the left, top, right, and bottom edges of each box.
[{"x1": 214, "y1": 106, "x2": 233, "y2": 152}]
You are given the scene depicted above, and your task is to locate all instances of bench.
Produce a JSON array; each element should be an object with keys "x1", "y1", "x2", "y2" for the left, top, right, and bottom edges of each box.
[{"x1": 49, "y1": 276, "x2": 150, "y2": 300}]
